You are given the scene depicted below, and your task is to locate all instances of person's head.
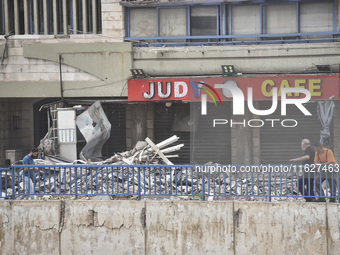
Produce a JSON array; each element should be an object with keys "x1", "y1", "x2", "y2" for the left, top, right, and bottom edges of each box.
[
  {"x1": 314, "y1": 142, "x2": 324, "y2": 153},
  {"x1": 301, "y1": 139, "x2": 311, "y2": 151},
  {"x1": 29, "y1": 147, "x2": 38, "y2": 158}
]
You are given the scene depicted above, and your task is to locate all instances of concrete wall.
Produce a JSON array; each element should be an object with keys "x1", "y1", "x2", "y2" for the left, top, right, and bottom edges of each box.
[
  {"x1": 133, "y1": 43, "x2": 340, "y2": 76},
  {"x1": 102, "y1": 0, "x2": 125, "y2": 38},
  {"x1": 1, "y1": 37, "x2": 100, "y2": 83},
  {"x1": 0, "y1": 200, "x2": 339, "y2": 255},
  {"x1": 0, "y1": 99, "x2": 37, "y2": 166},
  {"x1": 0, "y1": 39, "x2": 132, "y2": 98},
  {"x1": 0, "y1": 0, "x2": 128, "y2": 99}
]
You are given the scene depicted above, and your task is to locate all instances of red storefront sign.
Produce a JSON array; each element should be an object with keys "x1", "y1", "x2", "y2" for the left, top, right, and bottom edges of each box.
[{"x1": 128, "y1": 76, "x2": 339, "y2": 101}]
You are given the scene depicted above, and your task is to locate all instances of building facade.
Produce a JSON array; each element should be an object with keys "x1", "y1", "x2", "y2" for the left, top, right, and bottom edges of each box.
[{"x1": 0, "y1": 0, "x2": 339, "y2": 166}]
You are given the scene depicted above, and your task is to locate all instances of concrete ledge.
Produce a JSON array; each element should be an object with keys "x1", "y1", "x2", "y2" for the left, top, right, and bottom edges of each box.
[
  {"x1": 234, "y1": 201, "x2": 327, "y2": 254},
  {"x1": 61, "y1": 200, "x2": 145, "y2": 255},
  {"x1": 146, "y1": 201, "x2": 234, "y2": 254},
  {"x1": 1, "y1": 201, "x2": 61, "y2": 255},
  {"x1": 327, "y1": 203, "x2": 340, "y2": 254},
  {"x1": 0, "y1": 200, "x2": 339, "y2": 255}
]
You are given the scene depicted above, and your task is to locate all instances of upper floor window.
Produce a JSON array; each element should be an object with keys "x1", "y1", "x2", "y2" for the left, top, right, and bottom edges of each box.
[
  {"x1": 123, "y1": 0, "x2": 338, "y2": 46},
  {"x1": 190, "y1": 6, "x2": 218, "y2": 37},
  {"x1": 0, "y1": 0, "x2": 102, "y2": 35},
  {"x1": 127, "y1": 4, "x2": 220, "y2": 41}
]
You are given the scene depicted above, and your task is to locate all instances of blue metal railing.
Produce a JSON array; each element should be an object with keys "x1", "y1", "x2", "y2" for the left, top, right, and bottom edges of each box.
[
  {"x1": 1, "y1": 164, "x2": 339, "y2": 201},
  {"x1": 125, "y1": 31, "x2": 340, "y2": 47}
]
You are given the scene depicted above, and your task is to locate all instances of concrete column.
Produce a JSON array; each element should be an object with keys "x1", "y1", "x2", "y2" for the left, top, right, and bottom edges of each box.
[
  {"x1": 126, "y1": 103, "x2": 151, "y2": 150},
  {"x1": 146, "y1": 104, "x2": 154, "y2": 142},
  {"x1": 0, "y1": 100, "x2": 9, "y2": 166},
  {"x1": 101, "y1": 0, "x2": 124, "y2": 38},
  {"x1": 231, "y1": 106, "x2": 253, "y2": 165},
  {"x1": 252, "y1": 102, "x2": 261, "y2": 165},
  {"x1": 14, "y1": 0, "x2": 19, "y2": 35}
]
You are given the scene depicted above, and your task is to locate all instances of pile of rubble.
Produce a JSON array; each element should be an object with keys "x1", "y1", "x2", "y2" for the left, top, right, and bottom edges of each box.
[
  {"x1": 1, "y1": 135, "x2": 325, "y2": 201},
  {"x1": 82, "y1": 135, "x2": 183, "y2": 165},
  {"x1": 2, "y1": 136, "x2": 185, "y2": 199}
]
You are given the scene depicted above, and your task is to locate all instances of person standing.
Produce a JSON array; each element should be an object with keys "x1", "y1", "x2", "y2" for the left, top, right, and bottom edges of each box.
[
  {"x1": 290, "y1": 139, "x2": 316, "y2": 202},
  {"x1": 17, "y1": 147, "x2": 41, "y2": 200},
  {"x1": 314, "y1": 142, "x2": 338, "y2": 202}
]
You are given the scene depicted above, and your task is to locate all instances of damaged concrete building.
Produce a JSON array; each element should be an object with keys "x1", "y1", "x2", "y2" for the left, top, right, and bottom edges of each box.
[{"x1": 1, "y1": 0, "x2": 340, "y2": 166}]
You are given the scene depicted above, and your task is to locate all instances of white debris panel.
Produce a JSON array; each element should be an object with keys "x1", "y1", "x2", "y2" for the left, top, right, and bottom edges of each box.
[{"x1": 76, "y1": 101, "x2": 111, "y2": 160}]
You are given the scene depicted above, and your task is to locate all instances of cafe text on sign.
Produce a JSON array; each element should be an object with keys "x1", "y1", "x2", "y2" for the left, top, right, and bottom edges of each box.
[{"x1": 128, "y1": 76, "x2": 339, "y2": 101}]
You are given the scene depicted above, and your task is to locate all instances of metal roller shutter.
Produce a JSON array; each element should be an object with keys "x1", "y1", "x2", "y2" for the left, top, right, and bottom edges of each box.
[
  {"x1": 260, "y1": 101, "x2": 330, "y2": 164},
  {"x1": 154, "y1": 102, "x2": 232, "y2": 164},
  {"x1": 154, "y1": 103, "x2": 191, "y2": 164},
  {"x1": 190, "y1": 102, "x2": 232, "y2": 165}
]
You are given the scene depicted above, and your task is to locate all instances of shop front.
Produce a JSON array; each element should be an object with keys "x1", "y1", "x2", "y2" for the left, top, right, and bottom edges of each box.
[{"x1": 128, "y1": 75, "x2": 339, "y2": 165}]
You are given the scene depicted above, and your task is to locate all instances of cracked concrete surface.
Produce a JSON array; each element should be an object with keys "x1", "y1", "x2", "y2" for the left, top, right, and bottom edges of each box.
[
  {"x1": 58, "y1": 200, "x2": 65, "y2": 233},
  {"x1": 60, "y1": 201, "x2": 145, "y2": 255},
  {"x1": 0, "y1": 200, "x2": 340, "y2": 255},
  {"x1": 76, "y1": 208, "x2": 135, "y2": 231},
  {"x1": 11, "y1": 201, "x2": 60, "y2": 255}
]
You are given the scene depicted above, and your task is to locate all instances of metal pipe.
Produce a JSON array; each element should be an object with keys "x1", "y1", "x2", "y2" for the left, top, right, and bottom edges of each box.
[
  {"x1": 53, "y1": 0, "x2": 58, "y2": 35},
  {"x1": 156, "y1": 7, "x2": 159, "y2": 37},
  {"x1": 92, "y1": 0, "x2": 97, "y2": 34},
  {"x1": 82, "y1": 0, "x2": 87, "y2": 34},
  {"x1": 43, "y1": 0, "x2": 48, "y2": 34},
  {"x1": 63, "y1": 0, "x2": 67, "y2": 34},
  {"x1": 187, "y1": 6, "x2": 190, "y2": 43},
  {"x1": 14, "y1": 0, "x2": 19, "y2": 35},
  {"x1": 228, "y1": 5, "x2": 232, "y2": 36},
  {"x1": 59, "y1": 54, "x2": 64, "y2": 100},
  {"x1": 125, "y1": 7, "x2": 130, "y2": 37},
  {"x1": 33, "y1": 0, "x2": 39, "y2": 34},
  {"x1": 333, "y1": 0, "x2": 336, "y2": 32},
  {"x1": 216, "y1": 5, "x2": 220, "y2": 36},
  {"x1": 4, "y1": 0, "x2": 9, "y2": 34},
  {"x1": 72, "y1": 0, "x2": 78, "y2": 34},
  {"x1": 223, "y1": 4, "x2": 226, "y2": 36},
  {"x1": 296, "y1": 2, "x2": 300, "y2": 34}
]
